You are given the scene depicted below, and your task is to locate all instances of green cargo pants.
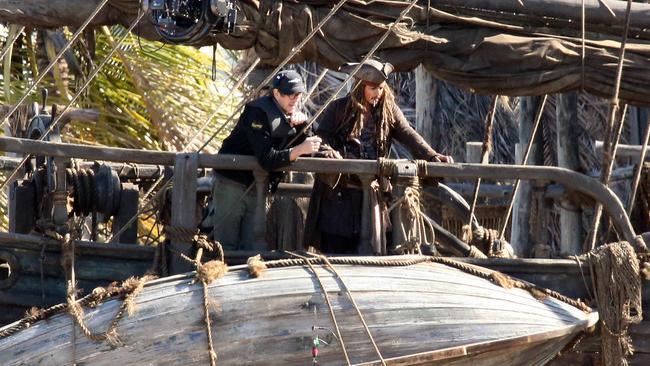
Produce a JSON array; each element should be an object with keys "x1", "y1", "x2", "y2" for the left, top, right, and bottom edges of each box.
[{"x1": 211, "y1": 175, "x2": 258, "y2": 251}]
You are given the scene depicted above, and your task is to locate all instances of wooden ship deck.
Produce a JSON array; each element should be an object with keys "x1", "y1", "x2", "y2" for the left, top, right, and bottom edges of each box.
[{"x1": 2, "y1": 0, "x2": 650, "y2": 365}]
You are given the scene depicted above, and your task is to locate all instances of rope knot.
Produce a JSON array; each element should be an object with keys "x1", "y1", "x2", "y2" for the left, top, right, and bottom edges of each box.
[
  {"x1": 197, "y1": 260, "x2": 228, "y2": 285},
  {"x1": 247, "y1": 255, "x2": 267, "y2": 278}
]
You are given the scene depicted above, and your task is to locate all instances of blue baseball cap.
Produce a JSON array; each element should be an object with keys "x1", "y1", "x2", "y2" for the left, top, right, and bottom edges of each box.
[{"x1": 272, "y1": 70, "x2": 306, "y2": 95}]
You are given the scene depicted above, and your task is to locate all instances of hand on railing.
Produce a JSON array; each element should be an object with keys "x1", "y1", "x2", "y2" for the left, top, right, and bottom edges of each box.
[
  {"x1": 290, "y1": 136, "x2": 322, "y2": 160},
  {"x1": 432, "y1": 154, "x2": 454, "y2": 163},
  {"x1": 316, "y1": 143, "x2": 342, "y2": 159}
]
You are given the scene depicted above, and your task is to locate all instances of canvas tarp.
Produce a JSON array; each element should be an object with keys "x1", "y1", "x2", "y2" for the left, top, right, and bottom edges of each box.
[
  {"x1": 206, "y1": 1, "x2": 650, "y2": 105},
  {"x1": 96, "y1": 0, "x2": 648, "y2": 104}
]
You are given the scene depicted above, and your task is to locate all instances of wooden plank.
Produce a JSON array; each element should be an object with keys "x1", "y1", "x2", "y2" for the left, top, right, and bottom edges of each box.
[
  {"x1": 511, "y1": 96, "x2": 544, "y2": 257},
  {"x1": 556, "y1": 92, "x2": 583, "y2": 255},
  {"x1": 168, "y1": 153, "x2": 199, "y2": 274},
  {"x1": 0, "y1": 232, "x2": 154, "y2": 259},
  {"x1": 415, "y1": 65, "x2": 439, "y2": 147}
]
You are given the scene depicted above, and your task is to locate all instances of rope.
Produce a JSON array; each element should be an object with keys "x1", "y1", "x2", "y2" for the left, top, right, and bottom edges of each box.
[
  {"x1": 467, "y1": 95, "x2": 499, "y2": 237},
  {"x1": 586, "y1": 0, "x2": 634, "y2": 251},
  {"x1": 468, "y1": 245, "x2": 488, "y2": 259},
  {"x1": 626, "y1": 114, "x2": 650, "y2": 215},
  {"x1": 581, "y1": 0, "x2": 586, "y2": 91},
  {"x1": 192, "y1": 247, "x2": 227, "y2": 366},
  {"x1": 379, "y1": 159, "x2": 436, "y2": 255},
  {"x1": 285, "y1": 251, "x2": 351, "y2": 365},
  {"x1": 58, "y1": 232, "x2": 155, "y2": 345},
  {"x1": 499, "y1": 95, "x2": 548, "y2": 240},
  {"x1": 578, "y1": 242, "x2": 642, "y2": 366},
  {"x1": 318, "y1": 254, "x2": 387, "y2": 365},
  {"x1": 0, "y1": 272, "x2": 155, "y2": 340},
  {"x1": 247, "y1": 254, "x2": 267, "y2": 278}
]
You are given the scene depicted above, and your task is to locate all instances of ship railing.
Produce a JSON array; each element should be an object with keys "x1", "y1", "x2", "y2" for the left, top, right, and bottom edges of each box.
[{"x1": 0, "y1": 136, "x2": 644, "y2": 264}]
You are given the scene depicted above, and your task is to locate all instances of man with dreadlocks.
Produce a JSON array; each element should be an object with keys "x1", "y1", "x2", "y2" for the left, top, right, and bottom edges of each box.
[{"x1": 304, "y1": 59, "x2": 453, "y2": 254}]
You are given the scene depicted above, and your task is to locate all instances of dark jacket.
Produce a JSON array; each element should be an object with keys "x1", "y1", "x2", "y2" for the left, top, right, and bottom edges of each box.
[
  {"x1": 216, "y1": 95, "x2": 310, "y2": 188},
  {"x1": 303, "y1": 96, "x2": 440, "y2": 251}
]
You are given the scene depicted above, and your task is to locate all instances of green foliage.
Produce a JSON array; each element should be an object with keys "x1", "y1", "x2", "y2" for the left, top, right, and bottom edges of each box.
[{"x1": 0, "y1": 25, "x2": 243, "y2": 232}]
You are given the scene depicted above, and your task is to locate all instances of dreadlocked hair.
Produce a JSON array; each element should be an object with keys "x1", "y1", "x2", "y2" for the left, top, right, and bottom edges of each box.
[{"x1": 344, "y1": 80, "x2": 396, "y2": 157}]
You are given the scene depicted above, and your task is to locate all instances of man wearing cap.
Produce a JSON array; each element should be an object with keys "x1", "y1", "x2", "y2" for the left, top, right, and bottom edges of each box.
[
  {"x1": 212, "y1": 70, "x2": 322, "y2": 250},
  {"x1": 304, "y1": 59, "x2": 453, "y2": 254}
]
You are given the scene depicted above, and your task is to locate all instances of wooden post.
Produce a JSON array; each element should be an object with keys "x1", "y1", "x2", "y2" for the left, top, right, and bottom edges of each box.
[
  {"x1": 252, "y1": 170, "x2": 268, "y2": 251},
  {"x1": 465, "y1": 142, "x2": 482, "y2": 163},
  {"x1": 168, "y1": 153, "x2": 198, "y2": 274},
  {"x1": 415, "y1": 64, "x2": 438, "y2": 145},
  {"x1": 511, "y1": 96, "x2": 544, "y2": 257},
  {"x1": 556, "y1": 92, "x2": 583, "y2": 255}
]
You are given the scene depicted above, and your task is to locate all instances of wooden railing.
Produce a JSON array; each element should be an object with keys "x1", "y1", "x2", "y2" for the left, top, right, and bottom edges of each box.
[{"x1": 0, "y1": 136, "x2": 644, "y2": 252}]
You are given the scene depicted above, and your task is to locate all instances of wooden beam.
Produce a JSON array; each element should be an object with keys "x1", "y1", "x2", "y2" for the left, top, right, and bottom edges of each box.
[
  {"x1": 0, "y1": 106, "x2": 99, "y2": 128},
  {"x1": 556, "y1": 92, "x2": 582, "y2": 255},
  {"x1": 595, "y1": 140, "x2": 650, "y2": 159},
  {"x1": 0, "y1": 136, "x2": 639, "y2": 246},
  {"x1": 0, "y1": 231, "x2": 154, "y2": 259},
  {"x1": 415, "y1": 64, "x2": 438, "y2": 147},
  {"x1": 432, "y1": 0, "x2": 650, "y2": 40},
  {"x1": 168, "y1": 153, "x2": 199, "y2": 274},
  {"x1": 511, "y1": 96, "x2": 544, "y2": 257}
]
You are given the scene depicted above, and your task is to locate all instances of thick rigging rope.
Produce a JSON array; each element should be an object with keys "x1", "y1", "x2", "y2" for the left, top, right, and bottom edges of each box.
[
  {"x1": 466, "y1": 95, "x2": 498, "y2": 242},
  {"x1": 0, "y1": 0, "x2": 112, "y2": 129},
  {"x1": 499, "y1": 95, "x2": 548, "y2": 240},
  {"x1": 586, "y1": 0, "x2": 634, "y2": 251}
]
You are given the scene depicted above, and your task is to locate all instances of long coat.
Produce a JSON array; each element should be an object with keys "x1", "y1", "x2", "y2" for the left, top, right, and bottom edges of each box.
[{"x1": 303, "y1": 96, "x2": 440, "y2": 252}]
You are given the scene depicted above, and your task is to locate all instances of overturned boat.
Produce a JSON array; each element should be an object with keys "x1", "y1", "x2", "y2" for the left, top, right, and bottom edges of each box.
[{"x1": 0, "y1": 256, "x2": 596, "y2": 365}]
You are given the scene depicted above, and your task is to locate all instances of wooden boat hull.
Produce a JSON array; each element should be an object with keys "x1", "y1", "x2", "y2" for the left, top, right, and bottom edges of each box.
[{"x1": 0, "y1": 258, "x2": 596, "y2": 365}]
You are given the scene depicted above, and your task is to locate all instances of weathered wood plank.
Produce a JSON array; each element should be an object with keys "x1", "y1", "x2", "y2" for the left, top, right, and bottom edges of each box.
[
  {"x1": 168, "y1": 153, "x2": 199, "y2": 274},
  {"x1": 556, "y1": 92, "x2": 583, "y2": 255}
]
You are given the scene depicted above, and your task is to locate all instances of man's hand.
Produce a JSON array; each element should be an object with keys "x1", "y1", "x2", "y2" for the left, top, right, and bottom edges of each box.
[
  {"x1": 438, "y1": 154, "x2": 454, "y2": 163},
  {"x1": 431, "y1": 154, "x2": 454, "y2": 163},
  {"x1": 291, "y1": 136, "x2": 322, "y2": 160},
  {"x1": 289, "y1": 111, "x2": 308, "y2": 126},
  {"x1": 321, "y1": 149, "x2": 342, "y2": 159}
]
